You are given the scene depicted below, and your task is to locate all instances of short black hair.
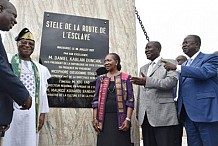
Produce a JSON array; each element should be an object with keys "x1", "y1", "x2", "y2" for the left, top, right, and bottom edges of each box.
[
  {"x1": 0, "y1": 0, "x2": 9, "y2": 9},
  {"x1": 149, "y1": 41, "x2": 161, "y2": 51},
  {"x1": 188, "y1": 35, "x2": 201, "y2": 46}
]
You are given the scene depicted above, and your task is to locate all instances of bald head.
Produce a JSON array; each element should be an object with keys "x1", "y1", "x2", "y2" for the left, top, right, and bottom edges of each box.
[{"x1": 0, "y1": 0, "x2": 17, "y2": 31}]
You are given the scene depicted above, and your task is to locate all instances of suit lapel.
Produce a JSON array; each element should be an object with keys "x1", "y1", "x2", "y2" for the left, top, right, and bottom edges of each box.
[
  {"x1": 190, "y1": 52, "x2": 204, "y2": 67},
  {"x1": 181, "y1": 62, "x2": 186, "y2": 83},
  {"x1": 149, "y1": 59, "x2": 162, "y2": 77},
  {"x1": 141, "y1": 64, "x2": 149, "y2": 77},
  {"x1": 181, "y1": 52, "x2": 204, "y2": 83}
]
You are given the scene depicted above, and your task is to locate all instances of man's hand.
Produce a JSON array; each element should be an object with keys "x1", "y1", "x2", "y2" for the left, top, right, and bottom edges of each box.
[
  {"x1": 38, "y1": 113, "x2": 45, "y2": 131},
  {"x1": 130, "y1": 72, "x2": 146, "y2": 85},
  {"x1": 20, "y1": 96, "x2": 32, "y2": 110},
  {"x1": 162, "y1": 60, "x2": 177, "y2": 71}
]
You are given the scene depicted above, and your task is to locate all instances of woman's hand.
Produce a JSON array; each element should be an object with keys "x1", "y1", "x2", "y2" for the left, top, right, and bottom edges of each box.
[
  {"x1": 119, "y1": 119, "x2": 131, "y2": 131},
  {"x1": 92, "y1": 118, "x2": 100, "y2": 134}
]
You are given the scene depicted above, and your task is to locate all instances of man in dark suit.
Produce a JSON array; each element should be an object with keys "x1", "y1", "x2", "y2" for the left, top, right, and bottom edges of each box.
[
  {"x1": 164, "y1": 35, "x2": 218, "y2": 146},
  {"x1": 0, "y1": 0, "x2": 32, "y2": 144},
  {"x1": 131, "y1": 41, "x2": 179, "y2": 146}
]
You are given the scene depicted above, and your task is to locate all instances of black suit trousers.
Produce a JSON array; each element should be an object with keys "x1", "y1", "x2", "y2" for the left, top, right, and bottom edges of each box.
[{"x1": 141, "y1": 115, "x2": 178, "y2": 146}]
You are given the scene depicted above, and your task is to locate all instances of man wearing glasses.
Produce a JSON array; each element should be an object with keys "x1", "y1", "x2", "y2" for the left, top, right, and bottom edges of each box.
[
  {"x1": 3, "y1": 28, "x2": 51, "y2": 146},
  {"x1": 164, "y1": 35, "x2": 218, "y2": 146}
]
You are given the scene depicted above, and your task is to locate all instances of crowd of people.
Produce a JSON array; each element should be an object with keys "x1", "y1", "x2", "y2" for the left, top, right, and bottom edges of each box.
[
  {"x1": 0, "y1": 1, "x2": 50, "y2": 146},
  {"x1": 92, "y1": 37, "x2": 218, "y2": 146},
  {"x1": 0, "y1": 0, "x2": 218, "y2": 146}
]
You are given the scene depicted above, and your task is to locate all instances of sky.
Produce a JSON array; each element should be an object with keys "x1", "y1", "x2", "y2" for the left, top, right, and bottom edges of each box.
[{"x1": 136, "y1": 0, "x2": 218, "y2": 68}]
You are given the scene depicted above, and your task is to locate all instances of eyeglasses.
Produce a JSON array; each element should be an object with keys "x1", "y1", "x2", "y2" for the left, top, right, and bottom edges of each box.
[{"x1": 18, "y1": 40, "x2": 35, "y2": 47}]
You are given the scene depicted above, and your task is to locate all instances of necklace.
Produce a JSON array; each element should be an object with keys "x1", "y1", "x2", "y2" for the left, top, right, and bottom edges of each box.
[
  {"x1": 108, "y1": 84, "x2": 115, "y2": 93},
  {"x1": 107, "y1": 71, "x2": 120, "y2": 78}
]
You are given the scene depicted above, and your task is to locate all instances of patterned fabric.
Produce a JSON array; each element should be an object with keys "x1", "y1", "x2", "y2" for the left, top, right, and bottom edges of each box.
[
  {"x1": 92, "y1": 72, "x2": 134, "y2": 130},
  {"x1": 97, "y1": 77, "x2": 109, "y2": 129},
  {"x1": 20, "y1": 69, "x2": 35, "y2": 96},
  {"x1": 11, "y1": 54, "x2": 41, "y2": 132}
]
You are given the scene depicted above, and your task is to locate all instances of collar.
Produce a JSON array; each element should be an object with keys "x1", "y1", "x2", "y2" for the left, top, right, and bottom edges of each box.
[
  {"x1": 189, "y1": 51, "x2": 200, "y2": 60},
  {"x1": 150, "y1": 56, "x2": 161, "y2": 65}
]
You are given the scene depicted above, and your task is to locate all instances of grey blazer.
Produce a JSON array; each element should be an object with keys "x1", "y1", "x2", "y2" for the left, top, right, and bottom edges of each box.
[{"x1": 137, "y1": 58, "x2": 179, "y2": 127}]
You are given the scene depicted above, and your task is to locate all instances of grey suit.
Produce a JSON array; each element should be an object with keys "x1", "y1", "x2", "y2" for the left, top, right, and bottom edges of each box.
[{"x1": 138, "y1": 58, "x2": 179, "y2": 127}]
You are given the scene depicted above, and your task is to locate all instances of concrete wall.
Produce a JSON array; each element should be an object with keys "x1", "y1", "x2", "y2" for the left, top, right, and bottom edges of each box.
[{"x1": 4, "y1": 0, "x2": 139, "y2": 145}]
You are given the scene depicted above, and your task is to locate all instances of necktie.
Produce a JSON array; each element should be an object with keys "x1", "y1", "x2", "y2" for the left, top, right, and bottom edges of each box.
[
  {"x1": 147, "y1": 61, "x2": 155, "y2": 76},
  {"x1": 186, "y1": 59, "x2": 192, "y2": 66}
]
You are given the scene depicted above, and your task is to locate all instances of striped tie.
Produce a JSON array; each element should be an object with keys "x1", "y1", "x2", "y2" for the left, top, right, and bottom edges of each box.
[{"x1": 186, "y1": 59, "x2": 192, "y2": 66}]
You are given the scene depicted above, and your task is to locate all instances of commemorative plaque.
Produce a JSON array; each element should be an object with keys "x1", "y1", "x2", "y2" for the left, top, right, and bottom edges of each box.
[{"x1": 40, "y1": 12, "x2": 109, "y2": 108}]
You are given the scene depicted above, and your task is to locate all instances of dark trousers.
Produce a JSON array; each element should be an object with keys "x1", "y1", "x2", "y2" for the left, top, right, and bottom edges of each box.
[
  {"x1": 184, "y1": 113, "x2": 218, "y2": 146},
  {"x1": 175, "y1": 122, "x2": 183, "y2": 146},
  {"x1": 174, "y1": 101, "x2": 184, "y2": 146},
  {"x1": 141, "y1": 115, "x2": 178, "y2": 146}
]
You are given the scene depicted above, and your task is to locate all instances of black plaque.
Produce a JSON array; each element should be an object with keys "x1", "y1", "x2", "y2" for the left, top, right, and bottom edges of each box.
[{"x1": 40, "y1": 12, "x2": 109, "y2": 108}]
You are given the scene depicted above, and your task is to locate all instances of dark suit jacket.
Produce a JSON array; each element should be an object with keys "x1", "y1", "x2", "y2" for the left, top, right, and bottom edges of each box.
[
  {"x1": 0, "y1": 35, "x2": 29, "y2": 126},
  {"x1": 178, "y1": 52, "x2": 218, "y2": 122}
]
